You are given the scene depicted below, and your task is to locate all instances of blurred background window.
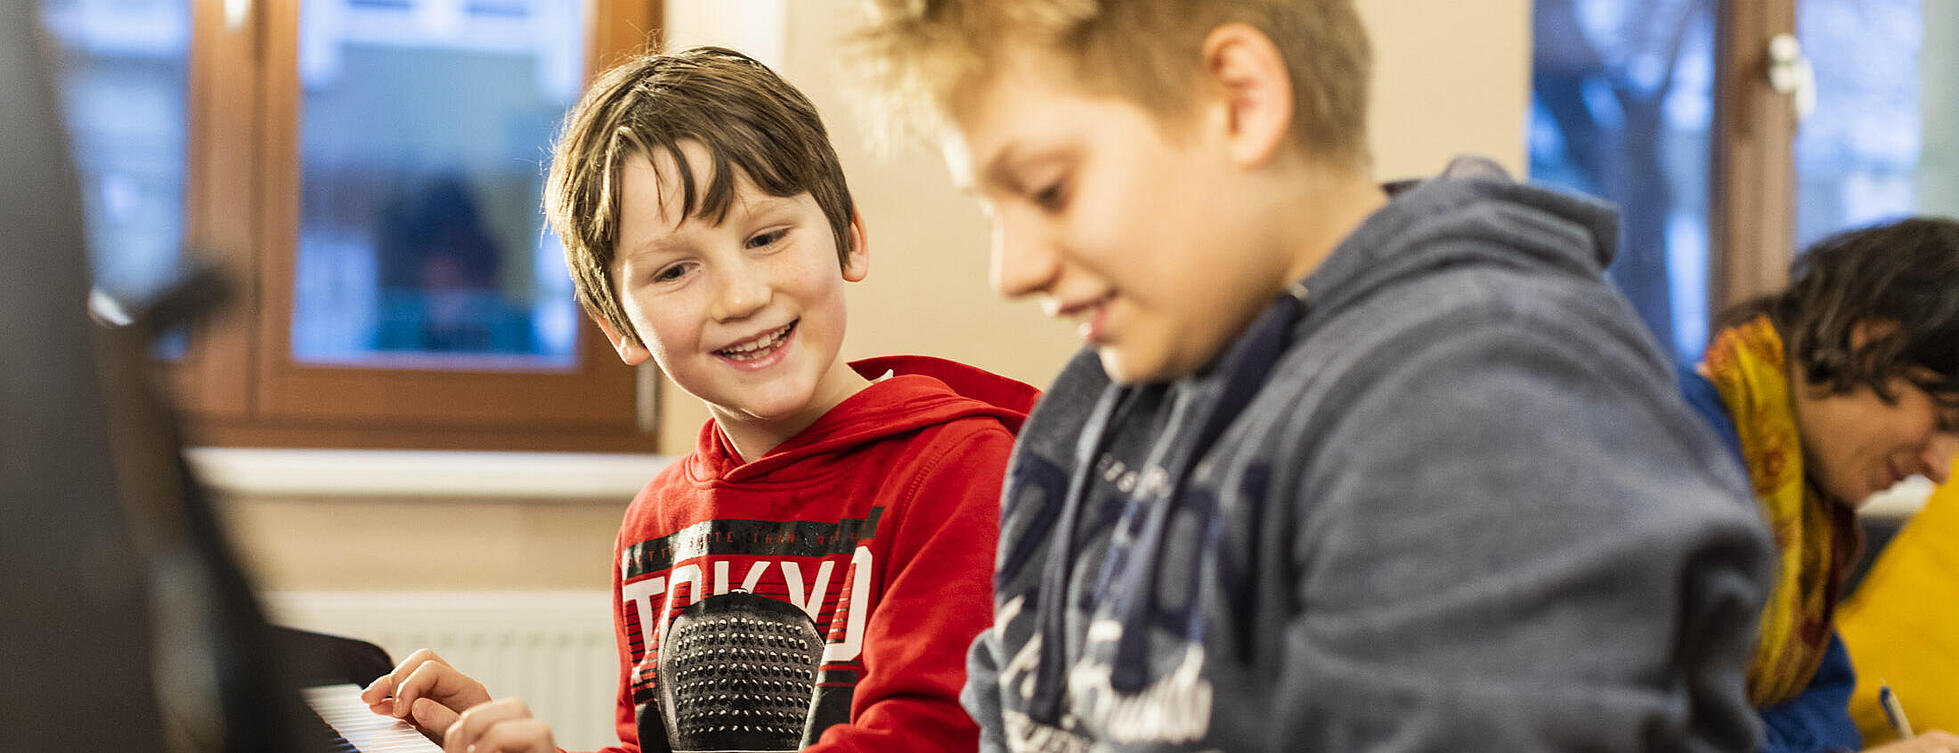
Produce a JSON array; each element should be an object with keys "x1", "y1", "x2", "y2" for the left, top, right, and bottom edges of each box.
[
  {"x1": 31, "y1": 0, "x2": 660, "y2": 451},
  {"x1": 1794, "y1": 0, "x2": 1946, "y2": 249},
  {"x1": 1532, "y1": 0, "x2": 1953, "y2": 363},
  {"x1": 1531, "y1": 0, "x2": 1715, "y2": 364},
  {"x1": 290, "y1": 0, "x2": 584, "y2": 369}
]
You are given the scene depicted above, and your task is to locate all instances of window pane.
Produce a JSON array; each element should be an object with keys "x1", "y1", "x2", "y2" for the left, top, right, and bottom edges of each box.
[
  {"x1": 291, "y1": 0, "x2": 585, "y2": 369},
  {"x1": 1795, "y1": 0, "x2": 1925, "y2": 249},
  {"x1": 39, "y1": 0, "x2": 191, "y2": 356},
  {"x1": 1925, "y1": 7, "x2": 1959, "y2": 218},
  {"x1": 1530, "y1": 0, "x2": 1716, "y2": 363}
]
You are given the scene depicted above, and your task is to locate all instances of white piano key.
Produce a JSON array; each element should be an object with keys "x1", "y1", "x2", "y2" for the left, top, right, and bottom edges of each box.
[{"x1": 301, "y1": 684, "x2": 443, "y2": 752}]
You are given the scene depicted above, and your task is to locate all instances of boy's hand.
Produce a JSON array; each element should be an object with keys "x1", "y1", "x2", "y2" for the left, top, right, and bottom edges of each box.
[
  {"x1": 359, "y1": 648, "x2": 492, "y2": 739},
  {"x1": 441, "y1": 697, "x2": 556, "y2": 753}
]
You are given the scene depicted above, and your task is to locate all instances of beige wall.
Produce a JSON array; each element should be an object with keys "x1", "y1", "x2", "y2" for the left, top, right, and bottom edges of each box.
[
  {"x1": 1359, "y1": 0, "x2": 1530, "y2": 180},
  {"x1": 227, "y1": 0, "x2": 1531, "y2": 593},
  {"x1": 224, "y1": 495, "x2": 627, "y2": 590}
]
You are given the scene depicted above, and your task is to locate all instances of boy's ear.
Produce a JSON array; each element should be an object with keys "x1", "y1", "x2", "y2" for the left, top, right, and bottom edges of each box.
[
  {"x1": 592, "y1": 313, "x2": 652, "y2": 366},
  {"x1": 842, "y1": 209, "x2": 870, "y2": 282},
  {"x1": 1200, "y1": 23, "x2": 1294, "y2": 168}
]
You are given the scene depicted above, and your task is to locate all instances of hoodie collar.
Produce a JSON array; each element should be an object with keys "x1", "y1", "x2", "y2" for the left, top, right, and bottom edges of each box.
[
  {"x1": 688, "y1": 356, "x2": 1036, "y2": 484},
  {"x1": 1301, "y1": 155, "x2": 1620, "y2": 322}
]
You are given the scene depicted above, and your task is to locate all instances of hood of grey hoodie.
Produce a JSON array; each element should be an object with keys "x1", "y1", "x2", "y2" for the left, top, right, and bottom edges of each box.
[
  {"x1": 1308, "y1": 158, "x2": 1619, "y2": 317},
  {"x1": 968, "y1": 158, "x2": 1771, "y2": 753}
]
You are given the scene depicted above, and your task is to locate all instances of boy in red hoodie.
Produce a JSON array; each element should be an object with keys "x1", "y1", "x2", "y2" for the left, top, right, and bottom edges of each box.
[{"x1": 359, "y1": 46, "x2": 1035, "y2": 753}]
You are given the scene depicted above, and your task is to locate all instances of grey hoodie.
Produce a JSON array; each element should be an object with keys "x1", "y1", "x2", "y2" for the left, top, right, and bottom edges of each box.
[{"x1": 963, "y1": 159, "x2": 1774, "y2": 753}]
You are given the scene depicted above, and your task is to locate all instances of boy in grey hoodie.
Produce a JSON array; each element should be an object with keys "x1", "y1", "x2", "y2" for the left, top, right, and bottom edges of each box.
[{"x1": 856, "y1": 1, "x2": 1774, "y2": 751}]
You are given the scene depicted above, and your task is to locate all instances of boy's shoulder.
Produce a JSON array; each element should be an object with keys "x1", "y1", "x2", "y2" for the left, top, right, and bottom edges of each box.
[
  {"x1": 832, "y1": 357, "x2": 1032, "y2": 484},
  {"x1": 826, "y1": 355, "x2": 1037, "y2": 443},
  {"x1": 1278, "y1": 157, "x2": 1651, "y2": 379},
  {"x1": 849, "y1": 355, "x2": 1040, "y2": 423}
]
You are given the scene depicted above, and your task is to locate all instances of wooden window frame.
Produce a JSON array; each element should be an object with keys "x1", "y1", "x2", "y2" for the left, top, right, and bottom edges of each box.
[
  {"x1": 165, "y1": 0, "x2": 665, "y2": 452},
  {"x1": 1710, "y1": 0, "x2": 1799, "y2": 315}
]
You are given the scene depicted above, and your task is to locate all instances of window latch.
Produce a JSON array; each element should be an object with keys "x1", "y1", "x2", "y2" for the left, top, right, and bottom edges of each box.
[{"x1": 1766, "y1": 33, "x2": 1817, "y2": 122}]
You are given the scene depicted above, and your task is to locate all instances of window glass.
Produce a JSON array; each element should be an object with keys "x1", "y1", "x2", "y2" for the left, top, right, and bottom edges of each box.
[
  {"x1": 1531, "y1": 0, "x2": 1716, "y2": 362},
  {"x1": 1794, "y1": 0, "x2": 1931, "y2": 249},
  {"x1": 290, "y1": 0, "x2": 585, "y2": 369}
]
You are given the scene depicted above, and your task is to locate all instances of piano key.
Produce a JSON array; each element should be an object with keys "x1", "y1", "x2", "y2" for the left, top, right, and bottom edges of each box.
[{"x1": 300, "y1": 684, "x2": 443, "y2": 752}]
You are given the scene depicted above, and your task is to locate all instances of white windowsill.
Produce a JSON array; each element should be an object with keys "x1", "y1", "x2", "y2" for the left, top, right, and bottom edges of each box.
[
  {"x1": 186, "y1": 447, "x2": 674, "y2": 500},
  {"x1": 184, "y1": 445, "x2": 1937, "y2": 513}
]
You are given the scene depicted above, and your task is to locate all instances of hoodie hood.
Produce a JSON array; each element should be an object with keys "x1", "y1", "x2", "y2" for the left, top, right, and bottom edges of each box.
[
  {"x1": 687, "y1": 355, "x2": 1038, "y2": 484},
  {"x1": 1299, "y1": 155, "x2": 1620, "y2": 325}
]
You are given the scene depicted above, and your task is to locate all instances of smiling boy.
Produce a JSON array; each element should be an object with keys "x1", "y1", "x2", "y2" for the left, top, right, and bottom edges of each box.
[
  {"x1": 361, "y1": 46, "x2": 1036, "y2": 753},
  {"x1": 857, "y1": 1, "x2": 1775, "y2": 751}
]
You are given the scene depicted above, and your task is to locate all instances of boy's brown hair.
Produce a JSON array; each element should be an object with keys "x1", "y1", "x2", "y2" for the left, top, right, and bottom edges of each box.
[
  {"x1": 854, "y1": 0, "x2": 1372, "y2": 166},
  {"x1": 545, "y1": 46, "x2": 857, "y2": 347}
]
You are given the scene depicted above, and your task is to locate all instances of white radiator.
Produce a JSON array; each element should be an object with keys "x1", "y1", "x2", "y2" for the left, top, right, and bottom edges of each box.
[{"x1": 264, "y1": 590, "x2": 620, "y2": 751}]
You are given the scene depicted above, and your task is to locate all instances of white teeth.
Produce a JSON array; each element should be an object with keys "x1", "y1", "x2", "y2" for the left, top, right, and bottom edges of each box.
[{"x1": 719, "y1": 324, "x2": 792, "y2": 360}]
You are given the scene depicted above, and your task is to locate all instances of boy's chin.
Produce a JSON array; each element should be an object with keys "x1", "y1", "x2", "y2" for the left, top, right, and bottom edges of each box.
[
  {"x1": 1096, "y1": 346, "x2": 1175, "y2": 385},
  {"x1": 1098, "y1": 339, "x2": 1226, "y2": 385}
]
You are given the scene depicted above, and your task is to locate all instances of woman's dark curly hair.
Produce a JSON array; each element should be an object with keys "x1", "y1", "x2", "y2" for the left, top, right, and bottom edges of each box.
[{"x1": 1722, "y1": 216, "x2": 1959, "y2": 406}]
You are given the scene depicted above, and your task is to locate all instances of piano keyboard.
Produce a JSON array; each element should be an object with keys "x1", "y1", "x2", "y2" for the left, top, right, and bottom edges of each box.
[{"x1": 301, "y1": 684, "x2": 443, "y2": 752}]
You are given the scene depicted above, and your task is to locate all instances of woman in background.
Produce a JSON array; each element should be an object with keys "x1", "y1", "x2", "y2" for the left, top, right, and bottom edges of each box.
[{"x1": 1681, "y1": 217, "x2": 1959, "y2": 753}]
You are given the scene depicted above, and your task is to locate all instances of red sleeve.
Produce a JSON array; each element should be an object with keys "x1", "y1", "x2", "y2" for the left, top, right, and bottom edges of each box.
[{"x1": 802, "y1": 420, "x2": 1011, "y2": 753}]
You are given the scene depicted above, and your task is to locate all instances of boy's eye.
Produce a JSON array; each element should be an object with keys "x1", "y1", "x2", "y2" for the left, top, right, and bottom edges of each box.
[
  {"x1": 1031, "y1": 181, "x2": 1067, "y2": 211},
  {"x1": 652, "y1": 263, "x2": 690, "y2": 283},
  {"x1": 746, "y1": 229, "x2": 788, "y2": 249}
]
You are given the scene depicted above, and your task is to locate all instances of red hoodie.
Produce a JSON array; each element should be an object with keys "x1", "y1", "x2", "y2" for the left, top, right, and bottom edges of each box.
[{"x1": 596, "y1": 356, "x2": 1037, "y2": 753}]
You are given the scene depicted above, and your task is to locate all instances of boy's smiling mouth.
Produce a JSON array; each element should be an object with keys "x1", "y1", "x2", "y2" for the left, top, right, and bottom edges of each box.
[
  {"x1": 1048, "y1": 292, "x2": 1115, "y2": 343},
  {"x1": 716, "y1": 320, "x2": 797, "y2": 362}
]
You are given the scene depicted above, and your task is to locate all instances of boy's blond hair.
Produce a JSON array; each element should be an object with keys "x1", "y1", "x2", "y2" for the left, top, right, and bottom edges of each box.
[
  {"x1": 545, "y1": 46, "x2": 857, "y2": 347},
  {"x1": 855, "y1": 0, "x2": 1372, "y2": 166}
]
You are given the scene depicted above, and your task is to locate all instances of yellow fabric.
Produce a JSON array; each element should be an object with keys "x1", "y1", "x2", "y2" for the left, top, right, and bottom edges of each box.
[
  {"x1": 1702, "y1": 316, "x2": 1858, "y2": 707},
  {"x1": 1842, "y1": 479, "x2": 1959, "y2": 744}
]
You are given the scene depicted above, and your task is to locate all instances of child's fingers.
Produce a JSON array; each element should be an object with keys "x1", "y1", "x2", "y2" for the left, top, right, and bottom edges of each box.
[
  {"x1": 360, "y1": 648, "x2": 448, "y2": 707},
  {"x1": 408, "y1": 697, "x2": 462, "y2": 743},
  {"x1": 442, "y1": 698, "x2": 542, "y2": 753},
  {"x1": 359, "y1": 673, "x2": 395, "y2": 707},
  {"x1": 459, "y1": 717, "x2": 554, "y2": 753},
  {"x1": 391, "y1": 659, "x2": 468, "y2": 719}
]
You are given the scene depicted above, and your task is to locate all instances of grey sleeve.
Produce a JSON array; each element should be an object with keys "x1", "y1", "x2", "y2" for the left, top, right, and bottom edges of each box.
[
  {"x1": 962, "y1": 626, "x2": 1011, "y2": 753},
  {"x1": 1270, "y1": 322, "x2": 1771, "y2": 752}
]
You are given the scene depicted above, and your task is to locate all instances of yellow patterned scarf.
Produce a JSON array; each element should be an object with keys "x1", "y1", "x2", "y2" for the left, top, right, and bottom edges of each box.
[{"x1": 1700, "y1": 315, "x2": 1861, "y2": 707}]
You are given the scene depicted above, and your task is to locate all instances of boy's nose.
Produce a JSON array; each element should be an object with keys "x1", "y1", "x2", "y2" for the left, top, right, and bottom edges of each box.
[
  {"x1": 711, "y1": 265, "x2": 771, "y2": 321},
  {"x1": 989, "y1": 214, "x2": 1059, "y2": 299}
]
